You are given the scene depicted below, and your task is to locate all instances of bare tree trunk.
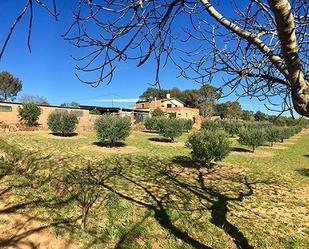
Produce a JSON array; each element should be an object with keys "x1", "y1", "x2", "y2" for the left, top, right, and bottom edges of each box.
[
  {"x1": 268, "y1": 0, "x2": 309, "y2": 117},
  {"x1": 81, "y1": 206, "x2": 89, "y2": 230}
]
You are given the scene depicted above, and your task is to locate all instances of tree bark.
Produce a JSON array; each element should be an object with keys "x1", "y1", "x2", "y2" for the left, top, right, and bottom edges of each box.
[
  {"x1": 268, "y1": 0, "x2": 309, "y2": 117},
  {"x1": 201, "y1": 0, "x2": 309, "y2": 117}
]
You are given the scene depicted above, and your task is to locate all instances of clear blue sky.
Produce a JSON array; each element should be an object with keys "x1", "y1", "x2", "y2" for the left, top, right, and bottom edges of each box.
[{"x1": 0, "y1": 1, "x2": 286, "y2": 115}]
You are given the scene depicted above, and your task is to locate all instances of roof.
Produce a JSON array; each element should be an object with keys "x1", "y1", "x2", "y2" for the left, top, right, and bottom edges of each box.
[
  {"x1": 0, "y1": 101, "x2": 84, "y2": 111},
  {"x1": 79, "y1": 105, "x2": 150, "y2": 113},
  {"x1": 136, "y1": 97, "x2": 185, "y2": 105},
  {"x1": 0, "y1": 101, "x2": 150, "y2": 113},
  {"x1": 164, "y1": 106, "x2": 199, "y2": 112}
]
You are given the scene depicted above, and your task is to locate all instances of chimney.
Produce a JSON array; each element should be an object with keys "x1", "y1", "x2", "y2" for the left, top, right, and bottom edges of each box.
[{"x1": 166, "y1": 93, "x2": 171, "y2": 99}]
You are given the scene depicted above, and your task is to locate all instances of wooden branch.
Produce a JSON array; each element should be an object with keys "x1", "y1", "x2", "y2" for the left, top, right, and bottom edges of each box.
[
  {"x1": 268, "y1": 0, "x2": 309, "y2": 116},
  {"x1": 200, "y1": 0, "x2": 289, "y2": 82}
]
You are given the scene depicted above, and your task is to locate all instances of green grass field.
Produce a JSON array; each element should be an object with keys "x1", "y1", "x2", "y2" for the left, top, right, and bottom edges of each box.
[{"x1": 0, "y1": 130, "x2": 308, "y2": 249}]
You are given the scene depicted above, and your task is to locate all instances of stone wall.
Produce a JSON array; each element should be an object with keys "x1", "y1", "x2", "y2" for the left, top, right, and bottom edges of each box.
[{"x1": 0, "y1": 102, "x2": 93, "y2": 130}]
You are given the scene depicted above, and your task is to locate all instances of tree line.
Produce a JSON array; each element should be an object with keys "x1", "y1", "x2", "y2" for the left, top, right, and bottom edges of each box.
[{"x1": 140, "y1": 86, "x2": 305, "y2": 126}]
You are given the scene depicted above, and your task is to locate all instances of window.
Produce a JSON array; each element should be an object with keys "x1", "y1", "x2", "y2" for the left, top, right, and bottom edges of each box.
[
  {"x1": 141, "y1": 104, "x2": 144, "y2": 108},
  {"x1": 167, "y1": 104, "x2": 172, "y2": 108},
  {"x1": 0, "y1": 105, "x2": 12, "y2": 112}
]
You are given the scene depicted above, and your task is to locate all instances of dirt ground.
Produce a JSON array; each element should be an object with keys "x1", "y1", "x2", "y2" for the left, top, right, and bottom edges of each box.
[{"x1": 0, "y1": 194, "x2": 78, "y2": 249}]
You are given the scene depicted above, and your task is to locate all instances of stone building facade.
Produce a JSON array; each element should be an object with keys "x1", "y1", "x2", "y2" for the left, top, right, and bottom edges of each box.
[
  {"x1": 135, "y1": 94, "x2": 201, "y2": 124},
  {"x1": 0, "y1": 102, "x2": 150, "y2": 131}
]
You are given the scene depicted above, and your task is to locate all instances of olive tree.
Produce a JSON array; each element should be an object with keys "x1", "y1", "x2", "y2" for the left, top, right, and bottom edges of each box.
[
  {"x1": 187, "y1": 129, "x2": 230, "y2": 168},
  {"x1": 265, "y1": 126, "x2": 281, "y2": 146},
  {"x1": 47, "y1": 111, "x2": 79, "y2": 136},
  {"x1": 238, "y1": 128, "x2": 266, "y2": 152},
  {"x1": 94, "y1": 115, "x2": 131, "y2": 146},
  {"x1": 61, "y1": 162, "x2": 121, "y2": 230},
  {"x1": 157, "y1": 118, "x2": 184, "y2": 142},
  {"x1": 151, "y1": 108, "x2": 165, "y2": 117},
  {"x1": 18, "y1": 103, "x2": 41, "y2": 127}
]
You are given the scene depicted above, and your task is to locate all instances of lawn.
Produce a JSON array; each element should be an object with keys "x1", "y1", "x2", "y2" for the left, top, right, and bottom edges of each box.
[{"x1": 0, "y1": 129, "x2": 308, "y2": 249}]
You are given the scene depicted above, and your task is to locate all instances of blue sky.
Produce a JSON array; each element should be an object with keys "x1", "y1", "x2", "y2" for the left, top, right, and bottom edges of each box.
[{"x1": 0, "y1": 1, "x2": 287, "y2": 115}]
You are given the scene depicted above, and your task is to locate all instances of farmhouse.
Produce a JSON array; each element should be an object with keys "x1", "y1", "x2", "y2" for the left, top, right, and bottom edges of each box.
[
  {"x1": 135, "y1": 93, "x2": 201, "y2": 122},
  {"x1": 0, "y1": 101, "x2": 150, "y2": 130}
]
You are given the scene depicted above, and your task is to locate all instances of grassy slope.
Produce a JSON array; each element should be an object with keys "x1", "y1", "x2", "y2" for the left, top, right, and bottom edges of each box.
[{"x1": 0, "y1": 130, "x2": 308, "y2": 249}]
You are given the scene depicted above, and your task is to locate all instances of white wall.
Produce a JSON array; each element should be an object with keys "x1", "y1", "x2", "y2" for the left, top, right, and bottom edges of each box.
[{"x1": 161, "y1": 99, "x2": 184, "y2": 108}]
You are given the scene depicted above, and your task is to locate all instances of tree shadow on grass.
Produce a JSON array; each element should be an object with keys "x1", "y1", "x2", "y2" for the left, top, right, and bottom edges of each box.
[
  {"x1": 0, "y1": 139, "x2": 276, "y2": 249},
  {"x1": 0, "y1": 189, "x2": 79, "y2": 248},
  {"x1": 114, "y1": 212, "x2": 151, "y2": 249},
  {"x1": 232, "y1": 147, "x2": 252, "y2": 153},
  {"x1": 296, "y1": 168, "x2": 309, "y2": 177},
  {"x1": 0, "y1": 140, "x2": 82, "y2": 247},
  {"x1": 0, "y1": 219, "x2": 76, "y2": 248},
  {"x1": 142, "y1": 130, "x2": 159, "y2": 134},
  {"x1": 50, "y1": 132, "x2": 78, "y2": 137},
  {"x1": 172, "y1": 155, "x2": 196, "y2": 168},
  {"x1": 99, "y1": 158, "x2": 275, "y2": 249},
  {"x1": 172, "y1": 156, "x2": 217, "y2": 169},
  {"x1": 304, "y1": 155, "x2": 309, "y2": 158},
  {"x1": 92, "y1": 141, "x2": 126, "y2": 147},
  {"x1": 148, "y1": 137, "x2": 173, "y2": 143}
]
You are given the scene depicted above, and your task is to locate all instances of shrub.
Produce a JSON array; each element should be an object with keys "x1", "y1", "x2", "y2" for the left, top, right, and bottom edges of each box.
[
  {"x1": 187, "y1": 129, "x2": 230, "y2": 168},
  {"x1": 89, "y1": 108, "x2": 101, "y2": 115},
  {"x1": 292, "y1": 125, "x2": 302, "y2": 134},
  {"x1": 277, "y1": 127, "x2": 292, "y2": 142},
  {"x1": 238, "y1": 128, "x2": 266, "y2": 152},
  {"x1": 47, "y1": 111, "x2": 79, "y2": 136},
  {"x1": 201, "y1": 119, "x2": 221, "y2": 130},
  {"x1": 265, "y1": 126, "x2": 281, "y2": 146},
  {"x1": 157, "y1": 118, "x2": 183, "y2": 142},
  {"x1": 222, "y1": 121, "x2": 243, "y2": 137},
  {"x1": 145, "y1": 117, "x2": 157, "y2": 131},
  {"x1": 179, "y1": 119, "x2": 194, "y2": 132},
  {"x1": 94, "y1": 115, "x2": 131, "y2": 146},
  {"x1": 151, "y1": 108, "x2": 165, "y2": 117},
  {"x1": 145, "y1": 117, "x2": 169, "y2": 131},
  {"x1": 18, "y1": 103, "x2": 41, "y2": 126}
]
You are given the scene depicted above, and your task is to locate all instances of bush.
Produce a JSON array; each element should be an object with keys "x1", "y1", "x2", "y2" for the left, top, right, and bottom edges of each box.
[
  {"x1": 47, "y1": 111, "x2": 79, "y2": 136},
  {"x1": 89, "y1": 108, "x2": 101, "y2": 115},
  {"x1": 277, "y1": 127, "x2": 291, "y2": 142},
  {"x1": 145, "y1": 117, "x2": 157, "y2": 131},
  {"x1": 157, "y1": 118, "x2": 183, "y2": 142},
  {"x1": 292, "y1": 125, "x2": 302, "y2": 134},
  {"x1": 94, "y1": 115, "x2": 131, "y2": 146},
  {"x1": 238, "y1": 128, "x2": 266, "y2": 152},
  {"x1": 221, "y1": 121, "x2": 243, "y2": 137},
  {"x1": 265, "y1": 126, "x2": 281, "y2": 146},
  {"x1": 151, "y1": 108, "x2": 165, "y2": 117},
  {"x1": 201, "y1": 119, "x2": 221, "y2": 131},
  {"x1": 179, "y1": 119, "x2": 194, "y2": 132},
  {"x1": 187, "y1": 130, "x2": 230, "y2": 168},
  {"x1": 18, "y1": 103, "x2": 41, "y2": 126}
]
